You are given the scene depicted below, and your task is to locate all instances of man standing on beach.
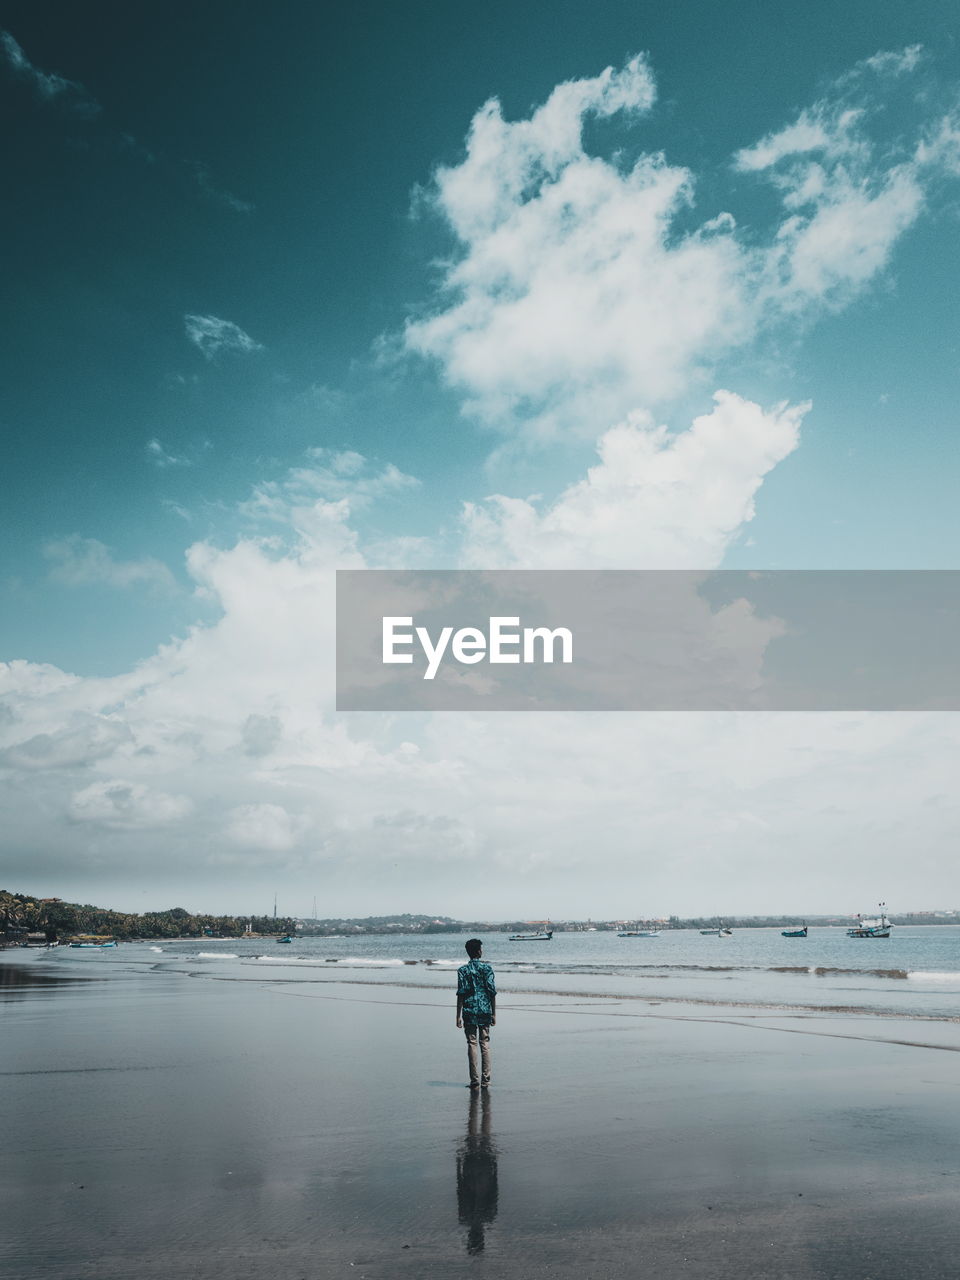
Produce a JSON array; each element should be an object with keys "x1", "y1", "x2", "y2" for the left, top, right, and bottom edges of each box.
[{"x1": 456, "y1": 938, "x2": 496, "y2": 1089}]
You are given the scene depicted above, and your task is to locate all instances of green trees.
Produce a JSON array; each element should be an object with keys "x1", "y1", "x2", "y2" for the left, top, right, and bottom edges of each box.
[{"x1": 0, "y1": 890, "x2": 298, "y2": 941}]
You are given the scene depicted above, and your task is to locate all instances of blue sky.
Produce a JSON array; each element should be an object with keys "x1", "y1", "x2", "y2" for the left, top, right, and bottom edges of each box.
[
  {"x1": 3, "y1": 0, "x2": 959, "y2": 672},
  {"x1": 2, "y1": 2, "x2": 960, "y2": 915}
]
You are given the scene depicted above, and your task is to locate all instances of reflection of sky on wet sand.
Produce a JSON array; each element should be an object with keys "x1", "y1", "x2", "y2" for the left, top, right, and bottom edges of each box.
[
  {"x1": 457, "y1": 1090, "x2": 498, "y2": 1254},
  {"x1": 0, "y1": 961, "x2": 96, "y2": 998}
]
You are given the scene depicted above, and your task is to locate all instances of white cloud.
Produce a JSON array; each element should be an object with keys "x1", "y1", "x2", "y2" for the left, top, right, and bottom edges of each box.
[
  {"x1": 191, "y1": 162, "x2": 254, "y2": 215},
  {"x1": 406, "y1": 48, "x2": 958, "y2": 444},
  {"x1": 69, "y1": 780, "x2": 193, "y2": 828},
  {"x1": 429, "y1": 53, "x2": 657, "y2": 243},
  {"x1": 43, "y1": 536, "x2": 177, "y2": 592},
  {"x1": 858, "y1": 45, "x2": 924, "y2": 78},
  {"x1": 731, "y1": 47, "x2": 948, "y2": 312},
  {"x1": 0, "y1": 661, "x2": 79, "y2": 707},
  {"x1": 184, "y1": 314, "x2": 263, "y2": 360},
  {"x1": 235, "y1": 449, "x2": 429, "y2": 567},
  {"x1": 405, "y1": 56, "x2": 744, "y2": 440},
  {"x1": 2, "y1": 461, "x2": 959, "y2": 914},
  {"x1": 146, "y1": 439, "x2": 190, "y2": 468},
  {"x1": 0, "y1": 716, "x2": 132, "y2": 771},
  {"x1": 244, "y1": 448, "x2": 419, "y2": 517},
  {"x1": 1, "y1": 29, "x2": 100, "y2": 116},
  {"x1": 226, "y1": 803, "x2": 303, "y2": 851},
  {"x1": 461, "y1": 392, "x2": 807, "y2": 568},
  {"x1": 241, "y1": 714, "x2": 283, "y2": 757}
]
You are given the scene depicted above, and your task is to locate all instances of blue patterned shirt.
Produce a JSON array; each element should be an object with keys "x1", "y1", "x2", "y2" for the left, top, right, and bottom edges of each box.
[{"x1": 457, "y1": 958, "x2": 496, "y2": 1026}]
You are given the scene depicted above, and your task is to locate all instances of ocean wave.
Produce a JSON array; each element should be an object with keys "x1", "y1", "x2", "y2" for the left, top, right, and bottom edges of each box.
[
  {"x1": 907, "y1": 971, "x2": 960, "y2": 983},
  {"x1": 497, "y1": 961, "x2": 938, "y2": 981},
  {"x1": 196, "y1": 951, "x2": 239, "y2": 959},
  {"x1": 240, "y1": 962, "x2": 471, "y2": 967},
  {"x1": 254, "y1": 954, "x2": 307, "y2": 963},
  {"x1": 496, "y1": 962, "x2": 742, "y2": 974},
  {"x1": 810, "y1": 966, "x2": 909, "y2": 979},
  {"x1": 334, "y1": 956, "x2": 460, "y2": 967},
  {"x1": 251, "y1": 955, "x2": 425, "y2": 968}
]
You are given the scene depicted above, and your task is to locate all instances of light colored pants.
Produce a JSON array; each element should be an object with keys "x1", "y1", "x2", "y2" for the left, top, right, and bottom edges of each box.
[{"x1": 464, "y1": 1022, "x2": 491, "y2": 1086}]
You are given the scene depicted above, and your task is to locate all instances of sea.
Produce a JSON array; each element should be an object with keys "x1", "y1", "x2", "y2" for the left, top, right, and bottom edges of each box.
[{"x1": 11, "y1": 924, "x2": 959, "y2": 1021}]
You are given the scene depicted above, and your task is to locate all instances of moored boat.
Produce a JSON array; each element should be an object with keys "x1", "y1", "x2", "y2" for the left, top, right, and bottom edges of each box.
[
  {"x1": 781, "y1": 924, "x2": 808, "y2": 938},
  {"x1": 509, "y1": 930, "x2": 553, "y2": 941},
  {"x1": 700, "y1": 920, "x2": 733, "y2": 936},
  {"x1": 847, "y1": 904, "x2": 892, "y2": 938},
  {"x1": 618, "y1": 924, "x2": 661, "y2": 937}
]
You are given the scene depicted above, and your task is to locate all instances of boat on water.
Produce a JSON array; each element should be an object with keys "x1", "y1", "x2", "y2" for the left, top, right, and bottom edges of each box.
[
  {"x1": 847, "y1": 905, "x2": 892, "y2": 939},
  {"x1": 700, "y1": 921, "x2": 733, "y2": 936},
  {"x1": 509, "y1": 930, "x2": 553, "y2": 941},
  {"x1": 781, "y1": 924, "x2": 808, "y2": 938},
  {"x1": 69, "y1": 939, "x2": 117, "y2": 949},
  {"x1": 618, "y1": 924, "x2": 661, "y2": 937},
  {"x1": 276, "y1": 935, "x2": 294, "y2": 944}
]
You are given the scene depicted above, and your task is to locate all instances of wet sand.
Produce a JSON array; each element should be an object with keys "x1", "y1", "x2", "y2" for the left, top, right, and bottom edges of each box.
[{"x1": 3, "y1": 960, "x2": 960, "y2": 1279}]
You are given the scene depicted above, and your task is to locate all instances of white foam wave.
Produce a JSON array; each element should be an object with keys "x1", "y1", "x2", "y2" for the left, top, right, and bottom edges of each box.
[
  {"x1": 197, "y1": 951, "x2": 239, "y2": 959},
  {"x1": 149, "y1": 946, "x2": 164, "y2": 953},
  {"x1": 254, "y1": 954, "x2": 317, "y2": 963},
  {"x1": 907, "y1": 970, "x2": 960, "y2": 982},
  {"x1": 243, "y1": 953, "x2": 459, "y2": 969}
]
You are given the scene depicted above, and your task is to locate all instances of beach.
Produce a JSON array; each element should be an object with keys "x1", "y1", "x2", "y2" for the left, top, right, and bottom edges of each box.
[{"x1": 3, "y1": 943, "x2": 960, "y2": 1279}]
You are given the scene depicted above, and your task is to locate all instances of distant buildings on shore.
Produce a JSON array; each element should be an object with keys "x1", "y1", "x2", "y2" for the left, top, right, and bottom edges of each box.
[{"x1": 295, "y1": 910, "x2": 960, "y2": 936}]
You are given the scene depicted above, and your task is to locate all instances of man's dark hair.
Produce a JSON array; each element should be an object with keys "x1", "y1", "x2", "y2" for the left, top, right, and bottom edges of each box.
[{"x1": 465, "y1": 938, "x2": 483, "y2": 958}]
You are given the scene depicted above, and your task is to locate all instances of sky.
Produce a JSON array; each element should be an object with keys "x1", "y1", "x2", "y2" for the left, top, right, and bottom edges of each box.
[{"x1": 2, "y1": 0, "x2": 960, "y2": 919}]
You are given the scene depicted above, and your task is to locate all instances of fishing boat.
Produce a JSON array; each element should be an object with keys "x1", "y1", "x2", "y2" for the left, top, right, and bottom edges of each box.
[
  {"x1": 508, "y1": 929, "x2": 553, "y2": 941},
  {"x1": 276, "y1": 935, "x2": 294, "y2": 944},
  {"x1": 700, "y1": 921, "x2": 733, "y2": 936},
  {"x1": 781, "y1": 924, "x2": 808, "y2": 938},
  {"x1": 618, "y1": 924, "x2": 661, "y2": 937},
  {"x1": 847, "y1": 905, "x2": 892, "y2": 939},
  {"x1": 69, "y1": 939, "x2": 117, "y2": 949}
]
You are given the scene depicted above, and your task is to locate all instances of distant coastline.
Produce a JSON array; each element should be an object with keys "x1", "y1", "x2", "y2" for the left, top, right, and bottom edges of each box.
[{"x1": 3, "y1": 887, "x2": 959, "y2": 947}]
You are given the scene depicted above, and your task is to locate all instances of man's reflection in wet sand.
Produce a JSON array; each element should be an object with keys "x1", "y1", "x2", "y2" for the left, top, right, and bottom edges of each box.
[{"x1": 456, "y1": 1089, "x2": 499, "y2": 1254}]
